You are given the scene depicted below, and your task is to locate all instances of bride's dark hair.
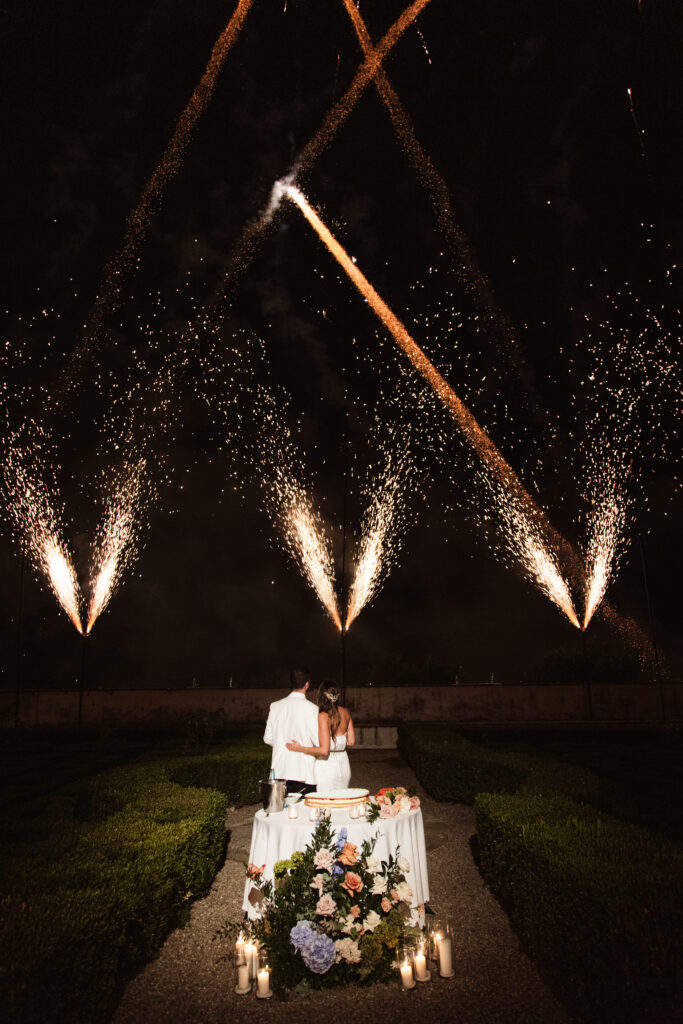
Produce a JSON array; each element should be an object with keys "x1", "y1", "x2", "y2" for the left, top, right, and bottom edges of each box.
[{"x1": 317, "y1": 680, "x2": 341, "y2": 738}]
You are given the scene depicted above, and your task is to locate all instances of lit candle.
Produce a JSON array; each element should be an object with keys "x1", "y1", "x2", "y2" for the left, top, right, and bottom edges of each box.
[
  {"x1": 309, "y1": 804, "x2": 317, "y2": 821},
  {"x1": 257, "y1": 966, "x2": 271, "y2": 997},
  {"x1": 438, "y1": 936, "x2": 453, "y2": 977},
  {"x1": 236, "y1": 963, "x2": 250, "y2": 992},
  {"x1": 359, "y1": 801, "x2": 366, "y2": 817},
  {"x1": 288, "y1": 804, "x2": 298, "y2": 819},
  {"x1": 235, "y1": 931, "x2": 245, "y2": 960},
  {"x1": 400, "y1": 958, "x2": 415, "y2": 990},
  {"x1": 414, "y1": 947, "x2": 428, "y2": 981},
  {"x1": 349, "y1": 804, "x2": 359, "y2": 819},
  {"x1": 244, "y1": 941, "x2": 257, "y2": 979}
]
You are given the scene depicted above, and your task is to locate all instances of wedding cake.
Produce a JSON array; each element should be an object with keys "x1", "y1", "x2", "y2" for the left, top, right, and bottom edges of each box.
[{"x1": 304, "y1": 787, "x2": 369, "y2": 809}]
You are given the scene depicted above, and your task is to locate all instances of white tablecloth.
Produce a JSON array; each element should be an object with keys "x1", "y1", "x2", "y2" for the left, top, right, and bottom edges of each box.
[{"x1": 242, "y1": 806, "x2": 429, "y2": 919}]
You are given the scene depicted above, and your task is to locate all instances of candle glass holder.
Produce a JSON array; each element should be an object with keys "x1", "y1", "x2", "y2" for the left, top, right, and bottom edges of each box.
[
  {"x1": 436, "y1": 921, "x2": 454, "y2": 978},
  {"x1": 234, "y1": 944, "x2": 251, "y2": 995},
  {"x1": 427, "y1": 920, "x2": 442, "y2": 964},
  {"x1": 398, "y1": 944, "x2": 416, "y2": 991},
  {"x1": 413, "y1": 937, "x2": 431, "y2": 982},
  {"x1": 349, "y1": 804, "x2": 360, "y2": 819},
  {"x1": 255, "y1": 949, "x2": 273, "y2": 999}
]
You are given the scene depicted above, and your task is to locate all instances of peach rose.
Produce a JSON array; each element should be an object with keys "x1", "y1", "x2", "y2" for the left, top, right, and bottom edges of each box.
[
  {"x1": 381, "y1": 896, "x2": 392, "y2": 913},
  {"x1": 247, "y1": 863, "x2": 265, "y2": 879},
  {"x1": 350, "y1": 904, "x2": 362, "y2": 918},
  {"x1": 410, "y1": 795, "x2": 421, "y2": 810},
  {"x1": 338, "y1": 842, "x2": 359, "y2": 866},
  {"x1": 340, "y1": 871, "x2": 364, "y2": 896}
]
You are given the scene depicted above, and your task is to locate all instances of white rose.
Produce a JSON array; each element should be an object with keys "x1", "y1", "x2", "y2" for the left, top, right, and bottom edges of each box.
[
  {"x1": 398, "y1": 796, "x2": 412, "y2": 814},
  {"x1": 370, "y1": 874, "x2": 388, "y2": 895},
  {"x1": 341, "y1": 913, "x2": 358, "y2": 935},
  {"x1": 397, "y1": 855, "x2": 411, "y2": 874},
  {"x1": 362, "y1": 910, "x2": 381, "y2": 933},
  {"x1": 395, "y1": 881, "x2": 413, "y2": 903},
  {"x1": 365, "y1": 854, "x2": 380, "y2": 872},
  {"x1": 335, "y1": 937, "x2": 362, "y2": 963}
]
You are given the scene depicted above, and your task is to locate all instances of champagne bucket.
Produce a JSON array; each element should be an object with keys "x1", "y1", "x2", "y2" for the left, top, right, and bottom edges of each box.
[{"x1": 260, "y1": 779, "x2": 287, "y2": 815}]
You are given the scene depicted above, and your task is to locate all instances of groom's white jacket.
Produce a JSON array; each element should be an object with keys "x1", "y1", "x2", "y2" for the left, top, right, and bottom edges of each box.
[{"x1": 264, "y1": 691, "x2": 319, "y2": 784}]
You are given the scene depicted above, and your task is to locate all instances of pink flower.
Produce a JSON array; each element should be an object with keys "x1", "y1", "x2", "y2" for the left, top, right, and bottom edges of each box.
[
  {"x1": 247, "y1": 863, "x2": 265, "y2": 879},
  {"x1": 350, "y1": 904, "x2": 362, "y2": 918},
  {"x1": 340, "y1": 871, "x2": 364, "y2": 896},
  {"x1": 313, "y1": 848, "x2": 334, "y2": 872},
  {"x1": 380, "y1": 803, "x2": 397, "y2": 818},
  {"x1": 381, "y1": 896, "x2": 392, "y2": 913},
  {"x1": 410, "y1": 795, "x2": 421, "y2": 810},
  {"x1": 309, "y1": 873, "x2": 325, "y2": 894},
  {"x1": 316, "y1": 893, "x2": 337, "y2": 916}
]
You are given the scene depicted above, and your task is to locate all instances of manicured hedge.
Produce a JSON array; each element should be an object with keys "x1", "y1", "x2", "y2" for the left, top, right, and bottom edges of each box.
[
  {"x1": 476, "y1": 791, "x2": 683, "y2": 1024},
  {"x1": 0, "y1": 733, "x2": 268, "y2": 1024},
  {"x1": 399, "y1": 725, "x2": 683, "y2": 1023}
]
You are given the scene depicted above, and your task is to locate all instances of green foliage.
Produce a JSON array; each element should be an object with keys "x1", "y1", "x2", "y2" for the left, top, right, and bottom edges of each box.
[
  {"x1": 217, "y1": 819, "x2": 419, "y2": 997},
  {"x1": 476, "y1": 791, "x2": 683, "y2": 1024},
  {"x1": 0, "y1": 733, "x2": 267, "y2": 1024},
  {"x1": 400, "y1": 725, "x2": 682, "y2": 1023}
]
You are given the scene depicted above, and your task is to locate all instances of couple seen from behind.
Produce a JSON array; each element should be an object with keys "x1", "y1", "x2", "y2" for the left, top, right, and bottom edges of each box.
[{"x1": 264, "y1": 667, "x2": 355, "y2": 796}]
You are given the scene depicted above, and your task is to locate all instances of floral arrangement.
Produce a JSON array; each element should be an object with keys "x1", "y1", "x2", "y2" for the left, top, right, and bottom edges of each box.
[
  {"x1": 216, "y1": 817, "x2": 422, "y2": 996},
  {"x1": 365, "y1": 785, "x2": 420, "y2": 823}
]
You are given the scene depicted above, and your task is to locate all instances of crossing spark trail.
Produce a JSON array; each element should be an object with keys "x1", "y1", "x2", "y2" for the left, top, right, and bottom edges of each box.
[
  {"x1": 340, "y1": 0, "x2": 531, "y2": 383},
  {"x1": 279, "y1": 182, "x2": 580, "y2": 627},
  {"x1": 91, "y1": 0, "x2": 255, "y2": 332}
]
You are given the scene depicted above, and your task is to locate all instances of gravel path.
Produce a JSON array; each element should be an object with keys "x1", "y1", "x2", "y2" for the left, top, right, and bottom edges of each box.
[{"x1": 113, "y1": 750, "x2": 575, "y2": 1024}]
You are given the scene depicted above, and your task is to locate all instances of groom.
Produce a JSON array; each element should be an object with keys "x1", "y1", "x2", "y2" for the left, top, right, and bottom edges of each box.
[{"x1": 263, "y1": 666, "x2": 318, "y2": 795}]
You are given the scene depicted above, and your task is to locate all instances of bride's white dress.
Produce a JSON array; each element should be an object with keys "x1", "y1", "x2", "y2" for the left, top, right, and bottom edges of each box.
[{"x1": 314, "y1": 733, "x2": 351, "y2": 791}]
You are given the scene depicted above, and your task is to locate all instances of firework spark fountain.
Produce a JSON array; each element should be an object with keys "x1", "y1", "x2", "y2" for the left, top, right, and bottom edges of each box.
[
  {"x1": 581, "y1": 466, "x2": 629, "y2": 630},
  {"x1": 269, "y1": 468, "x2": 341, "y2": 631},
  {"x1": 279, "y1": 182, "x2": 580, "y2": 626},
  {"x1": 86, "y1": 460, "x2": 147, "y2": 634},
  {"x1": 345, "y1": 448, "x2": 413, "y2": 631},
  {"x1": 2, "y1": 445, "x2": 83, "y2": 633}
]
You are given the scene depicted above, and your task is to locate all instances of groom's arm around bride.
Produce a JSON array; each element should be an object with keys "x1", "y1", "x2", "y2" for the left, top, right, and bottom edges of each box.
[{"x1": 263, "y1": 666, "x2": 319, "y2": 795}]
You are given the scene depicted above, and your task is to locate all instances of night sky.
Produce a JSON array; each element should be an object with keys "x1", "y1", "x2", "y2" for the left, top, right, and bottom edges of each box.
[{"x1": 1, "y1": 0, "x2": 681, "y2": 691}]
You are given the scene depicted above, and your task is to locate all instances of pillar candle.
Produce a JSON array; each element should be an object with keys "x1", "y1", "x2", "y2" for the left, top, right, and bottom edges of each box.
[
  {"x1": 257, "y1": 967, "x2": 271, "y2": 996},
  {"x1": 414, "y1": 949, "x2": 428, "y2": 980},
  {"x1": 236, "y1": 963, "x2": 250, "y2": 992},
  {"x1": 438, "y1": 936, "x2": 453, "y2": 976},
  {"x1": 288, "y1": 804, "x2": 298, "y2": 819},
  {"x1": 400, "y1": 958, "x2": 415, "y2": 990}
]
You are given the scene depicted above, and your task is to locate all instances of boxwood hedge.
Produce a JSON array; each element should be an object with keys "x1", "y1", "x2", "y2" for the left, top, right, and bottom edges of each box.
[
  {"x1": 0, "y1": 733, "x2": 269, "y2": 1024},
  {"x1": 398, "y1": 724, "x2": 683, "y2": 1023}
]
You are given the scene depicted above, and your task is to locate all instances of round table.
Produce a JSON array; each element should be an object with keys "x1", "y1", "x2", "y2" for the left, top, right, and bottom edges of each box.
[{"x1": 242, "y1": 805, "x2": 429, "y2": 920}]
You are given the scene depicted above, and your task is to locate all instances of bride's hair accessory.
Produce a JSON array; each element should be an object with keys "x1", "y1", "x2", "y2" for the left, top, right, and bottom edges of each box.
[{"x1": 323, "y1": 690, "x2": 339, "y2": 703}]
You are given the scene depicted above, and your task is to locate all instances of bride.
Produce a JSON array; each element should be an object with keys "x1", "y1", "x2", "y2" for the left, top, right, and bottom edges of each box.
[{"x1": 286, "y1": 681, "x2": 355, "y2": 790}]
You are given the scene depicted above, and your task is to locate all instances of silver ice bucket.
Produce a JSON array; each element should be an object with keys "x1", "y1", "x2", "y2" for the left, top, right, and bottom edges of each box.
[{"x1": 260, "y1": 778, "x2": 287, "y2": 815}]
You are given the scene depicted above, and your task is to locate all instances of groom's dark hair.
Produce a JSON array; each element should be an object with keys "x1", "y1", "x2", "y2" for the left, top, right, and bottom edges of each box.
[{"x1": 290, "y1": 666, "x2": 310, "y2": 690}]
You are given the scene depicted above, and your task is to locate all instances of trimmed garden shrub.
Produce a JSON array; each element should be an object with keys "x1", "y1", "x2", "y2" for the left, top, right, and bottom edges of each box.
[
  {"x1": 476, "y1": 790, "x2": 683, "y2": 1024},
  {"x1": 0, "y1": 734, "x2": 268, "y2": 1024}
]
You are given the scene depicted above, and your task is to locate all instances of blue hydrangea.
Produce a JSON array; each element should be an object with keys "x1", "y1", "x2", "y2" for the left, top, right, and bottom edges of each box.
[
  {"x1": 289, "y1": 919, "x2": 336, "y2": 974},
  {"x1": 331, "y1": 864, "x2": 344, "y2": 878},
  {"x1": 290, "y1": 920, "x2": 314, "y2": 951},
  {"x1": 335, "y1": 827, "x2": 348, "y2": 851}
]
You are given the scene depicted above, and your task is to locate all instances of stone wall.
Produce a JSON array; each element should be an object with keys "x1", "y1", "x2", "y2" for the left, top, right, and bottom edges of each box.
[{"x1": 1, "y1": 681, "x2": 681, "y2": 732}]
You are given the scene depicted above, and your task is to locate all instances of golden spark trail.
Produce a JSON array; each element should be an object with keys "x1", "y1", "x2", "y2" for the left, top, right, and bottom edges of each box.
[
  {"x1": 340, "y1": 0, "x2": 528, "y2": 376},
  {"x1": 283, "y1": 183, "x2": 580, "y2": 627},
  {"x1": 627, "y1": 87, "x2": 647, "y2": 159},
  {"x1": 92, "y1": 0, "x2": 255, "y2": 328},
  {"x1": 214, "y1": 0, "x2": 431, "y2": 301},
  {"x1": 44, "y1": 539, "x2": 83, "y2": 634}
]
